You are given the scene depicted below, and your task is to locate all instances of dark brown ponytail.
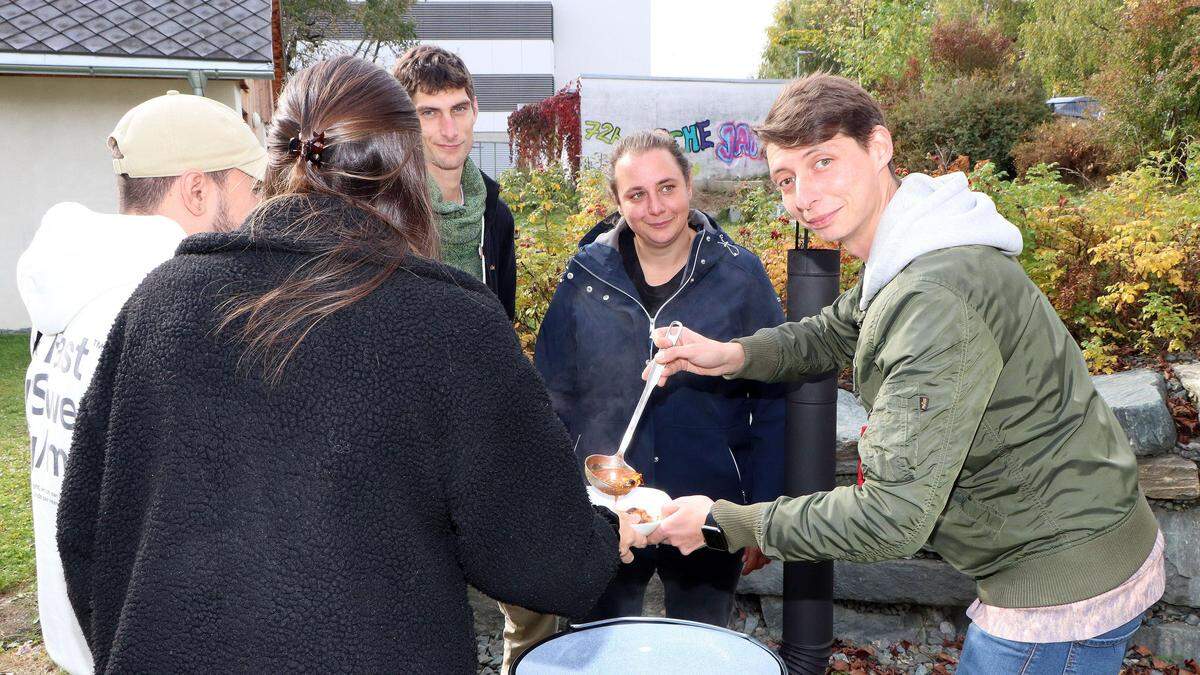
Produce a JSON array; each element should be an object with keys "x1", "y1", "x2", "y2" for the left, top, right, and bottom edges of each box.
[{"x1": 220, "y1": 56, "x2": 439, "y2": 383}]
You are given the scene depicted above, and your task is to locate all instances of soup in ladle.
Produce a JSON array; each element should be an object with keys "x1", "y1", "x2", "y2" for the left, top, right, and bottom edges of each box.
[{"x1": 584, "y1": 455, "x2": 644, "y2": 497}]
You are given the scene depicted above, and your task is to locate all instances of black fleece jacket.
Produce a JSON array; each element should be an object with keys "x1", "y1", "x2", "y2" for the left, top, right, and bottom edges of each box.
[
  {"x1": 482, "y1": 173, "x2": 517, "y2": 321},
  {"x1": 57, "y1": 195, "x2": 618, "y2": 674}
]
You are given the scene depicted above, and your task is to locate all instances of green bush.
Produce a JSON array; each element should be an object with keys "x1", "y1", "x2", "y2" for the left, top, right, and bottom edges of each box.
[
  {"x1": 1091, "y1": 0, "x2": 1200, "y2": 166},
  {"x1": 506, "y1": 147, "x2": 1200, "y2": 374},
  {"x1": 501, "y1": 163, "x2": 611, "y2": 353},
  {"x1": 888, "y1": 72, "x2": 1050, "y2": 176},
  {"x1": 757, "y1": 0, "x2": 931, "y2": 89},
  {"x1": 1016, "y1": 0, "x2": 1122, "y2": 96}
]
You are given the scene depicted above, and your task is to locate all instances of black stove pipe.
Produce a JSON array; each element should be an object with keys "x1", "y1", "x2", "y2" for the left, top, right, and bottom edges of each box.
[{"x1": 777, "y1": 226, "x2": 839, "y2": 674}]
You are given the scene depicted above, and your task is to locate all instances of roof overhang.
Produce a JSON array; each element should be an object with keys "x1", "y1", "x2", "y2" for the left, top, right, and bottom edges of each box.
[{"x1": 0, "y1": 51, "x2": 274, "y2": 79}]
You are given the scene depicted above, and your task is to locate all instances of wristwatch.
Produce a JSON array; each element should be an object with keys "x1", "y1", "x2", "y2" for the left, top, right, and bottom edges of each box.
[{"x1": 700, "y1": 511, "x2": 729, "y2": 551}]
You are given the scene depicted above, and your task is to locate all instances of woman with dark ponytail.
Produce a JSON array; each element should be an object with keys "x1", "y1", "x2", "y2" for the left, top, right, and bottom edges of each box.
[{"x1": 57, "y1": 56, "x2": 640, "y2": 673}]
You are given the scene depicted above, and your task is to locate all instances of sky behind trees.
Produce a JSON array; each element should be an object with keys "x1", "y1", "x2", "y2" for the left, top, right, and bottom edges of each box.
[{"x1": 651, "y1": 0, "x2": 777, "y2": 80}]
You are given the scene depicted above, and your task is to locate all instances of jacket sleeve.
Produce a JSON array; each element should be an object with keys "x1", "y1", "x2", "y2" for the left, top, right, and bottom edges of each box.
[
  {"x1": 533, "y1": 277, "x2": 579, "y2": 438},
  {"x1": 731, "y1": 283, "x2": 862, "y2": 384},
  {"x1": 444, "y1": 302, "x2": 617, "y2": 618},
  {"x1": 717, "y1": 282, "x2": 1003, "y2": 562},
  {"x1": 56, "y1": 305, "x2": 131, "y2": 646},
  {"x1": 495, "y1": 202, "x2": 517, "y2": 322},
  {"x1": 740, "y1": 258, "x2": 787, "y2": 505}
]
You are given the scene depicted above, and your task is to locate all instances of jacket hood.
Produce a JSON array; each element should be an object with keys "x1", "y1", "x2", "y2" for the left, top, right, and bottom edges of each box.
[
  {"x1": 572, "y1": 209, "x2": 739, "y2": 295},
  {"x1": 17, "y1": 202, "x2": 185, "y2": 335},
  {"x1": 860, "y1": 172, "x2": 1023, "y2": 309}
]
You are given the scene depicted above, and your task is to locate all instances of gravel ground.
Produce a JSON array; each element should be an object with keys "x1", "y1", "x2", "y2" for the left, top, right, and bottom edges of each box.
[{"x1": 477, "y1": 596, "x2": 1200, "y2": 674}]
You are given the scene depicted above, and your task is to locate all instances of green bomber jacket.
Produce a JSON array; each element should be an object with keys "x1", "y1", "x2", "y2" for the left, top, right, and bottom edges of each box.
[{"x1": 713, "y1": 245, "x2": 1158, "y2": 608}]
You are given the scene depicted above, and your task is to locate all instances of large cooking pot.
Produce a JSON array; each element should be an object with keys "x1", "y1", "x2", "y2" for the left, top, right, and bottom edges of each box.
[{"x1": 511, "y1": 617, "x2": 787, "y2": 674}]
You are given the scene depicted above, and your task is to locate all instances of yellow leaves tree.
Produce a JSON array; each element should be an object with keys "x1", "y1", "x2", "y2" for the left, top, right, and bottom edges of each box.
[{"x1": 974, "y1": 144, "x2": 1200, "y2": 372}]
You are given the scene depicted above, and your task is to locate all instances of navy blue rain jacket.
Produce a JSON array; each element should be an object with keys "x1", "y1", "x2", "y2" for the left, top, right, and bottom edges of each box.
[{"x1": 534, "y1": 210, "x2": 786, "y2": 505}]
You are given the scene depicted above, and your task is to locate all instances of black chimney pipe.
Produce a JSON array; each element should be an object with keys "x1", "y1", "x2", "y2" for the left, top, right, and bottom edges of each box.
[{"x1": 777, "y1": 224, "x2": 838, "y2": 674}]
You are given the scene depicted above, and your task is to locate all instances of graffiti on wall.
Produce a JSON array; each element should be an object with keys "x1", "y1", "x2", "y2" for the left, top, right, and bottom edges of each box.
[
  {"x1": 583, "y1": 118, "x2": 765, "y2": 165},
  {"x1": 714, "y1": 121, "x2": 762, "y2": 165},
  {"x1": 666, "y1": 120, "x2": 714, "y2": 154},
  {"x1": 584, "y1": 120, "x2": 622, "y2": 144}
]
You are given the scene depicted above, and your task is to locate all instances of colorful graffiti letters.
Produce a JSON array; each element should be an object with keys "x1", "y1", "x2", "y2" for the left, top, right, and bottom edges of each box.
[
  {"x1": 586, "y1": 117, "x2": 765, "y2": 166},
  {"x1": 669, "y1": 119, "x2": 714, "y2": 153},
  {"x1": 584, "y1": 120, "x2": 622, "y2": 144},
  {"x1": 715, "y1": 122, "x2": 762, "y2": 165}
]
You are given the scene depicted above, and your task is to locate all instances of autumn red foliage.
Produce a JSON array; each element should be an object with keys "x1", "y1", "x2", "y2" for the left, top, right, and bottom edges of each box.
[
  {"x1": 928, "y1": 18, "x2": 1013, "y2": 74},
  {"x1": 507, "y1": 81, "x2": 582, "y2": 175}
]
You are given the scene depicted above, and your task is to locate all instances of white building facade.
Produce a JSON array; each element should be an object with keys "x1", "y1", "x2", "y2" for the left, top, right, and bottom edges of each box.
[
  {"x1": 323, "y1": 0, "x2": 652, "y2": 169},
  {"x1": 0, "y1": 0, "x2": 275, "y2": 330}
]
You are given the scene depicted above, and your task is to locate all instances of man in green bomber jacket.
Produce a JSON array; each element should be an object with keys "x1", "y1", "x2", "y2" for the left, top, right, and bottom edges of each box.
[{"x1": 646, "y1": 74, "x2": 1164, "y2": 674}]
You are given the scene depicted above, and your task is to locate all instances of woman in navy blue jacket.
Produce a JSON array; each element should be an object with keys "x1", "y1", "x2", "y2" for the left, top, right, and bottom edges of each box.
[{"x1": 535, "y1": 130, "x2": 786, "y2": 626}]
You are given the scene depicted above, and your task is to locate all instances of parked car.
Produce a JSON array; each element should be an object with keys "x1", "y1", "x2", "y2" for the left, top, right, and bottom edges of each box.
[{"x1": 1046, "y1": 96, "x2": 1103, "y2": 119}]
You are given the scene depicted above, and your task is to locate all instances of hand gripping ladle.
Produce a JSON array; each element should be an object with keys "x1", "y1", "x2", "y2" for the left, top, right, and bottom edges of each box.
[{"x1": 584, "y1": 321, "x2": 684, "y2": 498}]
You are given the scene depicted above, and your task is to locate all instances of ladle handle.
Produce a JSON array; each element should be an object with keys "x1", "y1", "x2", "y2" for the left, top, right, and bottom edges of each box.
[{"x1": 615, "y1": 321, "x2": 684, "y2": 461}]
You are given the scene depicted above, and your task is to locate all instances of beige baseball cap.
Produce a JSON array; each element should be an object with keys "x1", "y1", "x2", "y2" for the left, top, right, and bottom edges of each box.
[{"x1": 109, "y1": 90, "x2": 267, "y2": 181}]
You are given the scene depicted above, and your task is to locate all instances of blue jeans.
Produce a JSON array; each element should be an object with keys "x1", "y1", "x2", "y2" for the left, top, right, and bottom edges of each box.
[{"x1": 957, "y1": 615, "x2": 1142, "y2": 674}]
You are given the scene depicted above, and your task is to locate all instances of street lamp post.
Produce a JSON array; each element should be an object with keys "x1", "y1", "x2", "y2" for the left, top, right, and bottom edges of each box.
[{"x1": 794, "y1": 50, "x2": 814, "y2": 77}]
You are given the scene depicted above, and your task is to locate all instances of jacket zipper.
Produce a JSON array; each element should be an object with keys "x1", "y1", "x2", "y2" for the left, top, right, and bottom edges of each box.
[
  {"x1": 573, "y1": 232, "x2": 743, "y2": 498},
  {"x1": 477, "y1": 215, "x2": 487, "y2": 281},
  {"x1": 571, "y1": 232, "x2": 706, "y2": 357},
  {"x1": 728, "y1": 447, "x2": 748, "y2": 503}
]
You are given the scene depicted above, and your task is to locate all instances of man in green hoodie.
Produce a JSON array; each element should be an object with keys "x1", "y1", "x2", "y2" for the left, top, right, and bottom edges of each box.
[{"x1": 646, "y1": 74, "x2": 1163, "y2": 673}]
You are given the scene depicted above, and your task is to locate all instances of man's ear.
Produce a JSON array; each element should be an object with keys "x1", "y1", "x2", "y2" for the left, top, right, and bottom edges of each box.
[
  {"x1": 869, "y1": 125, "x2": 895, "y2": 172},
  {"x1": 177, "y1": 170, "x2": 208, "y2": 217}
]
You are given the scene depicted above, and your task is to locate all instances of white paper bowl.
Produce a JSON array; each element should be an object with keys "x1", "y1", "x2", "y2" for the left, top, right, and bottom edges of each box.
[{"x1": 587, "y1": 486, "x2": 672, "y2": 535}]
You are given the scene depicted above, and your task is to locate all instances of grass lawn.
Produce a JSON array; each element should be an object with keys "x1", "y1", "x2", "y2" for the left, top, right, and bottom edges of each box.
[
  {"x1": 0, "y1": 332, "x2": 64, "y2": 672},
  {"x1": 0, "y1": 333, "x2": 33, "y2": 594}
]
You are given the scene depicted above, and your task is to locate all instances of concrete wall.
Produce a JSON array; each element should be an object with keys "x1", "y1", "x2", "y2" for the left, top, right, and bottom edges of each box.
[
  {"x1": 0, "y1": 76, "x2": 241, "y2": 330},
  {"x1": 579, "y1": 75, "x2": 786, "y2": 180}
]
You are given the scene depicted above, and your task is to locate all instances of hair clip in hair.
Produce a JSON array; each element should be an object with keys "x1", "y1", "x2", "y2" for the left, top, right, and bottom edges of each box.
[{"x1": 289, "y1": 131, "x2": 327, "y2": 168}]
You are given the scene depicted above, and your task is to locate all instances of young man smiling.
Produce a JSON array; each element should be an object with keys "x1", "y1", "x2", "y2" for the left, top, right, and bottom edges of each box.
[
  {"x1": 392, "y1": 46, "x2": 516, "y2": 320},
  {"x1": 645, "y1": 74, "x2": 1163, "y2": 673}
]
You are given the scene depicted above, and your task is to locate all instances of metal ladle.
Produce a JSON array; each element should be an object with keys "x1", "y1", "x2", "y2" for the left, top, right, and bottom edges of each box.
[{"x1": 584, "y1": 321, "x2": 684, "y2": 497}]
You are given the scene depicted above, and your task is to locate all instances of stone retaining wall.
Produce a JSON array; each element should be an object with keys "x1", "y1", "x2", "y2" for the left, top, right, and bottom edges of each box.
[{"x1": 739, "y1": 363, "x2": 1200, "y2": 657}]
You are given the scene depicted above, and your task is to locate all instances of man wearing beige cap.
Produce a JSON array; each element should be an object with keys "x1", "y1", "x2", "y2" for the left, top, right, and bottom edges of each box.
[{"x1": 18, "y1": 90, "x2": 264, "y2": 675}]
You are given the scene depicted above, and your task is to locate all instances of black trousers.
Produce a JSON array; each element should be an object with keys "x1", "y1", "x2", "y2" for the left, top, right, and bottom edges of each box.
[{"x1": 582, "y1": 544, "x2": 744, "y2": 628}]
